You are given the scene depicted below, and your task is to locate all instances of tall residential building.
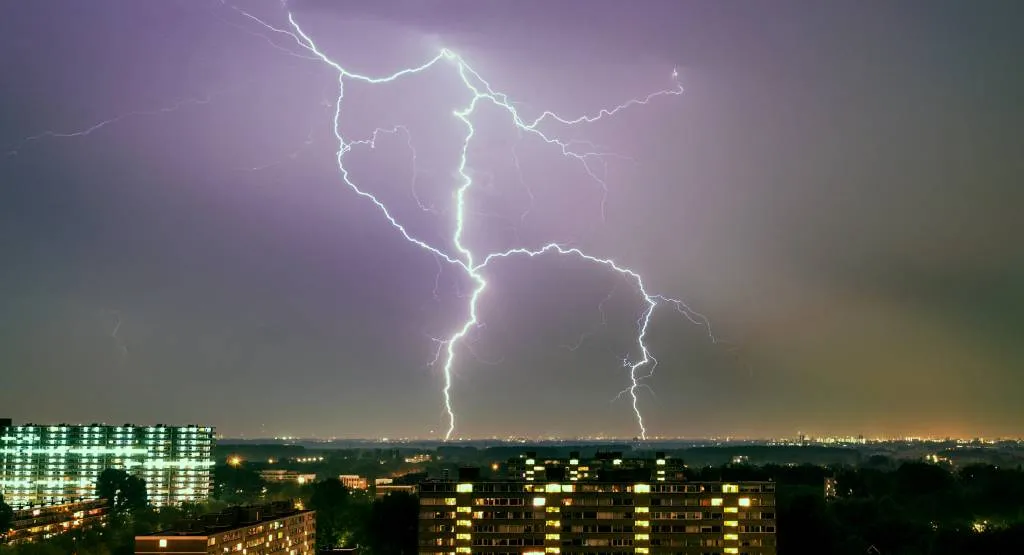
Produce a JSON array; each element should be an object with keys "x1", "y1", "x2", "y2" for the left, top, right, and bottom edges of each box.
[
  {"x1": 135, "y1": 502, "x2": 316, "y2": 555},
  {"x1": 0, "y1": 421, "x2": 214, "y2": 508},
  {"x1": 419, "y1": 453, "x2": 777, "y2": 555}
]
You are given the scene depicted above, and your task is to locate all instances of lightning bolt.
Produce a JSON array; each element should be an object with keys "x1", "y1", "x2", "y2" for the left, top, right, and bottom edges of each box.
[
  {"x1": 4, "y1": 94, "x2": 220, "y2": 158},
  {"x1": 244, "y1": 8, "x2": 708, "y2": 441},
  {"x1": 18, "y1": 3, "x2": 709, "y2": 440},
  {"x1": 100, "y1": 309, "x2": 129, "y2": 361}
]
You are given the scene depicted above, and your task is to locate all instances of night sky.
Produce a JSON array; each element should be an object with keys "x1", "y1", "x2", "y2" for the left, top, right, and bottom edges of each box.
[{"x1": 1, "y1": 1, "x2": 1022, "y2": 440}]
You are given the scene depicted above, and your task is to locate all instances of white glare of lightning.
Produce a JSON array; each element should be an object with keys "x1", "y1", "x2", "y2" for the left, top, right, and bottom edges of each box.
[{"x1": 250, "y1": 10, "x2": 701, "y2": 440}]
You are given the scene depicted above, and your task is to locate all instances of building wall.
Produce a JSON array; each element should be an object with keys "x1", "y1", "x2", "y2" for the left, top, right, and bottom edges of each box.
[
  {"x1": 419, "y1": 481, "x2": 776, "y2": 555},
  {"x1": 2, "y1": 499, "x2": 108, "y2": 545},
  {"x1": 136, "y1": 510, "x2": 316, "y2": 555},
  {"x1": 340, "y1": 475, "x2": 368, "y2": 490},
  {"x1": 0, "y1": 424, "x2": 214, "y2": 508}
]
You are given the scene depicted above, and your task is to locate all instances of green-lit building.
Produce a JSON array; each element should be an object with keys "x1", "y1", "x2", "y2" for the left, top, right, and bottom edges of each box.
[{"x1": 0, "y1": 420, "x2": 214, "y2": 508}]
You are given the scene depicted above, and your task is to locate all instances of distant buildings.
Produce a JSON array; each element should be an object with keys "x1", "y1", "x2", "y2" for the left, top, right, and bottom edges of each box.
[
  {"x1": 135, "y1": 501, "x2": 315, "y2": 555},
  {"x1": 260, "y1": 469, "x2": 317, "y2": 485},
  {"x1": 339, "y1": 474, "x2": 368, "y2": 490},
  {"x1": 419, "y1": 452, "x2": 777, "y2": 555},
  {"x1": 2, "y1": 499, "x2": 108, "y2": 544},
  {"x1": 824, "y1": 477, "x2": 838, "y2": 501},
  {"x1": 0, "y1": 420, "x2": 214, "y2": 508}
]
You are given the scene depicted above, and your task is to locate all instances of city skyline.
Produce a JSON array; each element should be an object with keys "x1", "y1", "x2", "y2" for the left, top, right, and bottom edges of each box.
[{"x1": 2, "y1": 0, "x2": 1023, "y2": 439}]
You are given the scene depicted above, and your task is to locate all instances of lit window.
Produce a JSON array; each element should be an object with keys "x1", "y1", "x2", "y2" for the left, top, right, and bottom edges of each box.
[
  {"x1": 635, "y1": 520, "x2": 649, "y2": 527},
  {"x1": 533, "y1": 497, "x2": 546, "y2": 506},
  {"x1": 159, "y1": 539, "x2": 167, "y2": 548},
  {"x1": 634, "y1": 484, "x2": 651, "y2": 493},
  {"x1": 545, "y1": 533, "x2": 560, "y2": 540},
  {"x1": 456, "y1": 483, "x2": 473, "y2": 493},
  {"x1": 724, "y1": 549, "x2": 739, "y2": 554},
  {"x1": 635, "y1": 533, "x2": 649, "y2": 541},
  {"x1": 725, "y1": 520, "x2": 738, "y2": 527},
  {"x1": 724, "y1": 533, "x2": 739, "y2": 540},
  {"x1": 739, "y1": 497, "x2": 751, "y2": 507},
  {"x1": 711, "y1": 498, "x2": 723, "y2": 506},
  {"x1": 456, "y1": 533, "x2": 471, "y2": 540},
  {"x1": 723, "y1": 484, "x2": 739, "y2": 493},
  {"x1": 724, "y1": 507, "x2": 738, "y2": 513},
  {"x1": 546, "y1": 483, "x2": 560, "y2": 492},
  {"x1": 636, "y1": 506, "x2": 649, "y2": 512}
]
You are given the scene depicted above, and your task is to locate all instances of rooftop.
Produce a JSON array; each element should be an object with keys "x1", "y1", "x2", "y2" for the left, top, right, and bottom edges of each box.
[{"x1": 148, "y1": 502, "x2": 311, "y2": 537}]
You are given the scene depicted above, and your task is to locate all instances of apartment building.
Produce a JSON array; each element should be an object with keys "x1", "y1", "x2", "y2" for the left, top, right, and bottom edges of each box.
[
  {"x1": 135, "y1": 502, "x2": 316, "y2": 555},
  {"x1": 1, "y1": 499, "x2": 108, "y2": 544},
  {"x1": 0, "y1": 420, "x2": 214, "y2": 507},
  {"x1": 419, "y1": 453, "x2": 776, "y2": 555}
]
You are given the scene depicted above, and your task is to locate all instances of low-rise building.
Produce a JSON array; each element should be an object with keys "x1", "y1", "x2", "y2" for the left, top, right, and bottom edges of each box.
[
  {"x1": 135, "y1": 501, "x2": 315, "y2": 555},
  {"x1": 2, "y1": 499, "x2": 108, "y2": 544},
  {"x1": 339, "y1": 475, "x2": 368, "y2": 490},
  {"x1": 260, "y1": 469, "x2": 317, "y2": 485}
]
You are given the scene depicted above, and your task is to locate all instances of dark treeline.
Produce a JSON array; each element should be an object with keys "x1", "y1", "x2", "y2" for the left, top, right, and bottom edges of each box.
[{"x1": 700, "y1": 461, "x2": 1024, "y2": 555}]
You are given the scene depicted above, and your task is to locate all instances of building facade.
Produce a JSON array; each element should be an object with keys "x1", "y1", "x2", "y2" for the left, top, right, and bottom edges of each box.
[
  {"x1": 2, "y1": 499, "x2": 108, "y2": 545},
  {"x1": 135, "y1": 502, "x2": 316, "y2": 555},
  {"x1": 0, "y1": 421, "x2": 214, "y2": 508},
  {"x1": 260, "y1": 470, "x2": 317, "y2": 485},
  {"x1": 419, "y1": 454, "x2": 776, "y2": 555},
  {"x1": 340, "y1": 475, "x2": 368, "y2": 490}
]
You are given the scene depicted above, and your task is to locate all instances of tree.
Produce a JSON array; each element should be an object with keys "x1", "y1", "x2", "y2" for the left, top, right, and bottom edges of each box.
[
  {"x1": 213, "y1": 464, "x2": 264, "y2": 504},
  {"x1": 96, "y1": 468, "x2": 148, "y2": 514},
  {"x1": 308, "y1": 479, "x2": 365, "y2": 549},
  {"x1": 0, "y1": 493, "x2": 12, "y2": 535},
  {"x1": 364, "y1": 492, "x2": 419, "y2": 555},
  {"x1": 120, "y1": 475, "x2": 148, "y2": 513},
  {"x1": 97, "y1": 468, "x2": 129, "y2": 508}
]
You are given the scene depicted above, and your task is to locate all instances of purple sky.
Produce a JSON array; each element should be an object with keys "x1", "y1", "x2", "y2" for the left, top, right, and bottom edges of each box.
[{"x1": 1, "y1": 0, "x2": 1022, "y2": 439}]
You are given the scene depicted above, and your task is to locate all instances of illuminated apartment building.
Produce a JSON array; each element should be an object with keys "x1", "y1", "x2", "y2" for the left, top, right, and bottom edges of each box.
[
  {"x1": 507, "y1": 452, "x2": 688, "y2": 483},
  {"x1": 260, "y1": 469, "x2": 317, "y2": 485},
  {"x1": 375, "y1": 477, "x2": 419, "y2": 498},
  {"x1": 418, "y1": 454, "x2": 776, "y2": 555},
  {"x1": 0, "y1": 420, "x2": 214, "y2": 508},
  {"x1": 2, "y1": 499, "x2": 108, "y2": 544},
  {"x1": 339, "y1": 475, "x2": 369, "y2": 490},
  {"x1": 135, "y1": 502, "x2": 315, "y2": 555}
]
